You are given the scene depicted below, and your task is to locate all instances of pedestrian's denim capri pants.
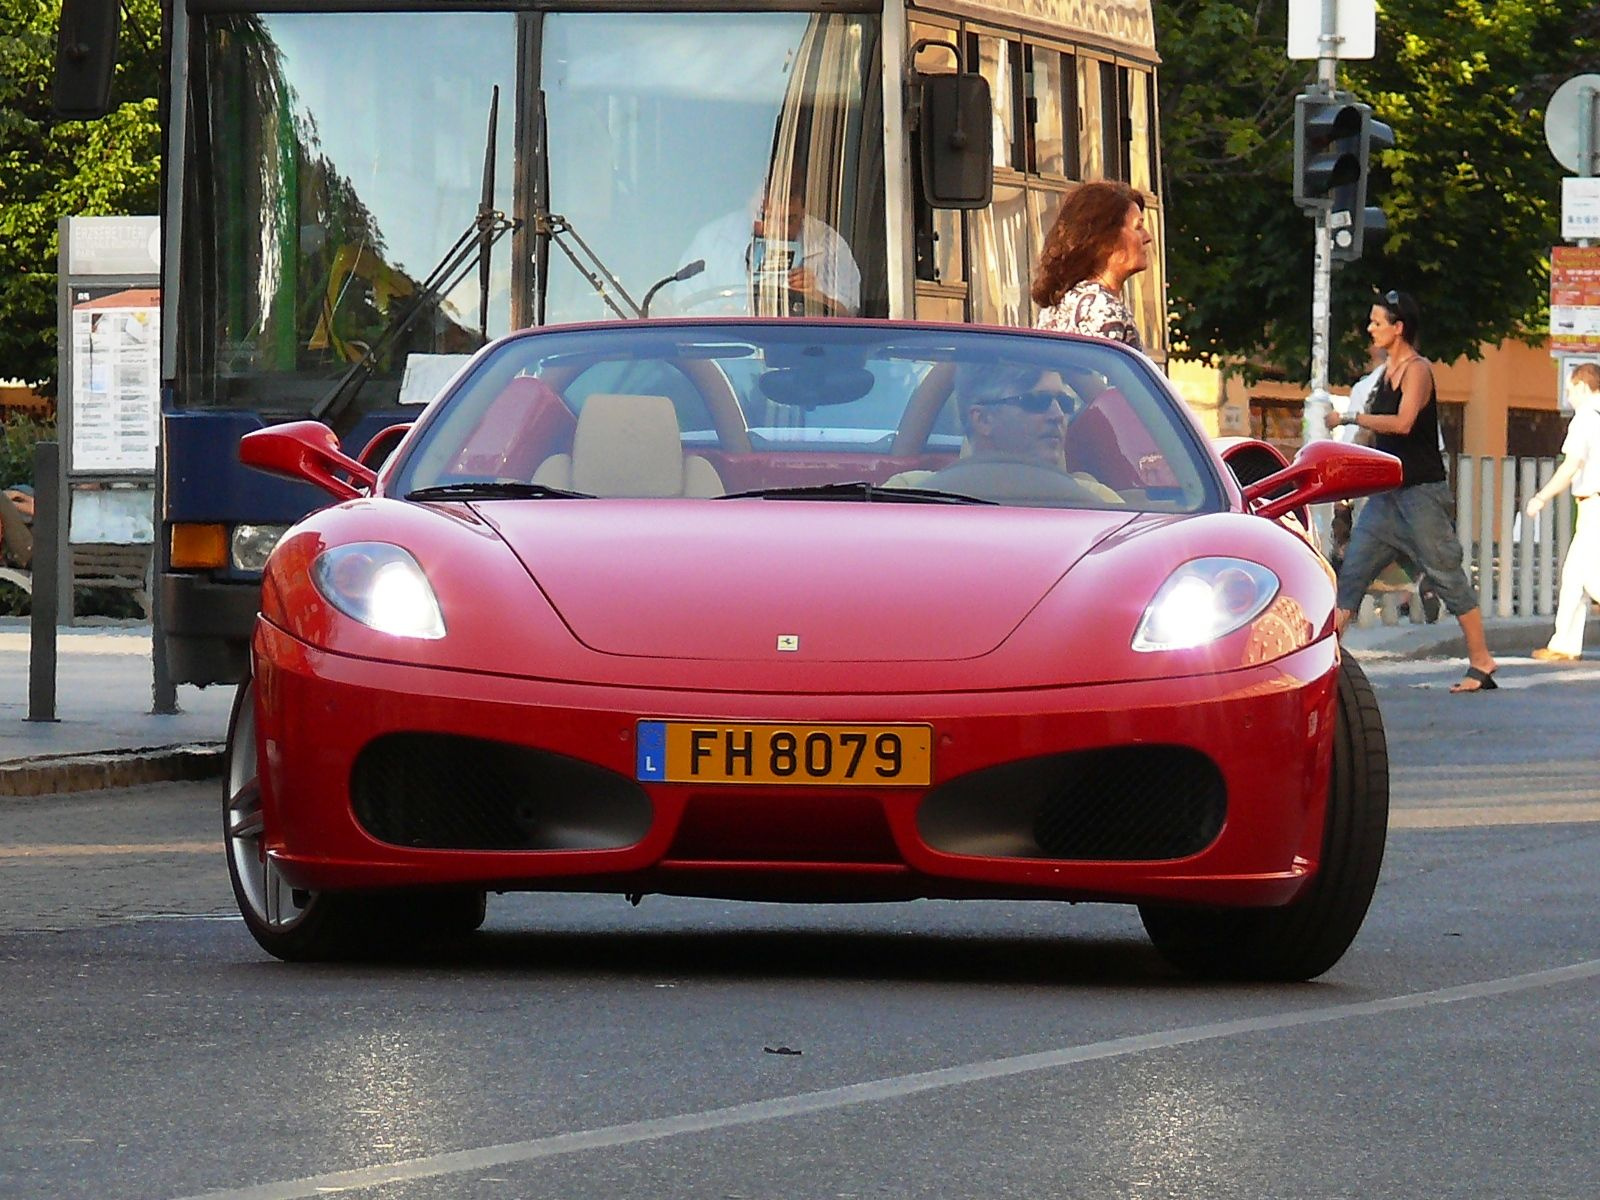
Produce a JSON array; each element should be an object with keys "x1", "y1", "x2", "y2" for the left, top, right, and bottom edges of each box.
[{"x1": 1335, "y1": 481, "x2": 1480, "y2": 616}]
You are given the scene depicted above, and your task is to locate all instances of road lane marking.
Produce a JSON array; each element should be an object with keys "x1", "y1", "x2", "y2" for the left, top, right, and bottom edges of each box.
[
  {"x1": 1392, "y1": 803, "x2": 1600, "y2": 828},
  {"x1": 164, "y1": 957, "x2": 1600, "y2": 1200},
  {"x1": 0, "y1": 841, "x2": 214, "y2": 860}
]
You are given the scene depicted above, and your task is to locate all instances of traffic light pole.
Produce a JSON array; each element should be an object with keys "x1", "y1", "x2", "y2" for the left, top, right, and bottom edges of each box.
[{"x1": 1303, "y1": 0, "x2": 1342, "y2": 545}]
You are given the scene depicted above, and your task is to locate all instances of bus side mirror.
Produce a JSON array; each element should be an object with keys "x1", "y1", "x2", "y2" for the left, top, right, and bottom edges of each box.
[
  {"x1": 919, "y1": 72, "x2": 994, "y2": 210},
  {"x1": 54, "y1": 0, "x2": 121, "y2": 120}
]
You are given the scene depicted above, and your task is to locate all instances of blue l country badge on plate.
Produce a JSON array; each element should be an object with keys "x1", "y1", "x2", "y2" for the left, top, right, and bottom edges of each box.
[{"x1": 636, "y1": 720, "x2": 667, "y2": 781}]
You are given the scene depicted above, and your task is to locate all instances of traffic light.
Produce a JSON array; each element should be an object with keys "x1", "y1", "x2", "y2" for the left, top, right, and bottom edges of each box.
[
  {"x1": 1330, "y1": 107, "x2": 1395, "y2": 263},
  {"x1": 1293, "y1": 94, "x2": 1362, "y2": 211},
  {"x1": 53, "y1": 0, "x2": 121, "y2": 120}
]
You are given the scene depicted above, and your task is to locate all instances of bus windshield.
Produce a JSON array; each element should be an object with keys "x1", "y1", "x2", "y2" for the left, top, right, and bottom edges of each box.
[{"x1": 178, "y1": 7, "x2": 886, "y2": 417}]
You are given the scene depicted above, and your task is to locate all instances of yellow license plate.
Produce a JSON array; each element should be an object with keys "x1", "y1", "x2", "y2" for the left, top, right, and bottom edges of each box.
[{"x1": 636, "y1": 721, "x2": 932, "y2": 786}]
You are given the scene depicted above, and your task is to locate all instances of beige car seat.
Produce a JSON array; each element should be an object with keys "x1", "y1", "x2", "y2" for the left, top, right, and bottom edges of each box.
[{"x1": 533, "y1": 393, "x2": 723, "y2": 497}]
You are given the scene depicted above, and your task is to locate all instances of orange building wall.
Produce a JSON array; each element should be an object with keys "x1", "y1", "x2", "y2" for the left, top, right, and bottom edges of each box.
[{"x1": 1172, "y1": 339, "x2": 1562, "y2": 456}]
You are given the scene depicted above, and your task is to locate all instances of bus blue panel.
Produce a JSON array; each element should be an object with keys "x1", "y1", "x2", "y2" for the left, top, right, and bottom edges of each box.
[{"x1": 162, "y1": 411, "x2": 408, "y2": 524}]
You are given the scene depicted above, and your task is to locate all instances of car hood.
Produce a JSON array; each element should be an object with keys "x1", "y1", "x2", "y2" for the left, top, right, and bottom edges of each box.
[{"x1": 479, "y1": 501, "x2": 1138, "y2": 662}]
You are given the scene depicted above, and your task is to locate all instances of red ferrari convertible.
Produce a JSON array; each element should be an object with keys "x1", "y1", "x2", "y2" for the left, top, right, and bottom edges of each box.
[{"x1": 228, "y1": 319, "x2": 1401, "y2": 979}]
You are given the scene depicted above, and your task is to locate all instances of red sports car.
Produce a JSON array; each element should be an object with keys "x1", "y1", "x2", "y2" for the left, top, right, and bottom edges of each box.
[{"x1": 228, "y1": 319, "x2": 1402, "y2": 979}]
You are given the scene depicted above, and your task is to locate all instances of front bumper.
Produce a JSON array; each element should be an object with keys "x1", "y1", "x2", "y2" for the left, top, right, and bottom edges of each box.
[{"x1": 253, "y1": 620, "x2": 1340, "y2": 908}]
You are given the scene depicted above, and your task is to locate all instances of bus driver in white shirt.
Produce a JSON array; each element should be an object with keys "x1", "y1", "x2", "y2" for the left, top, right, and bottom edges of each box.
[{"x1": 673, "y1": 182, "x2": 860, "y2": 318}]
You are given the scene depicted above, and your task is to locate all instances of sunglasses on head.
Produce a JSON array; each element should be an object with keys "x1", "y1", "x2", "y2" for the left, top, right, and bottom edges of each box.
[
  {"x1": 1381, "y1": 289, "x2": 1402, "y2": 308},
  {"x1": 972, "y1": 389, "x2": 1072, "y2": 414}
]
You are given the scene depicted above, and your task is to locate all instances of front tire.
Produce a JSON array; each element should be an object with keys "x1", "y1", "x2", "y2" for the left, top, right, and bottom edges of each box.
[
  {"x1": 223, "y1": 680, "x2": 486, "y2": 962},
  {"x1": 1139, "y1": 655, "x2": 1389, "y2": 981}
]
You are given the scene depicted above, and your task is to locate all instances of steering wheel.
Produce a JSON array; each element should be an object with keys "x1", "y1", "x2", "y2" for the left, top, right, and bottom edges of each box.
[
  {"x1": 654, "y1": 285, "x2": 751, "y2": 318},
  {"x1": 925, "y1": 458, "x2": 1122, "y2": 507}
]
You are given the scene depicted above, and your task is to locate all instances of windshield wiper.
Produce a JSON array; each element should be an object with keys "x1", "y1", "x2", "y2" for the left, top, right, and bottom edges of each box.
[
  {"x1": 530, "y1": 86, "x2": 642, "y2": 323},
  {"x1": 311, "y1": 87, "x2": 517, "y2": 437},
  {"x1": 717, "y1": 481, "x2": 995, "y2": 505},
  {"x1": 406, "y1": 481, "x2": 592, "y2": 501}
]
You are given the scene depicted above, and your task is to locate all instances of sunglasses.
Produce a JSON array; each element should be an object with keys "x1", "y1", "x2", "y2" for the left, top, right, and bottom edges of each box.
[
  {"x1": 1381, "y1": 289, "x2": 1402, "y2": 308},
  {"x1": 971, "y1": 389, "x2": 1073, "y2": 414}
]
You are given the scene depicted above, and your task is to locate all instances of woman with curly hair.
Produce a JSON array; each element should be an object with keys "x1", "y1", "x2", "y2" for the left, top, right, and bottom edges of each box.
[{"x1": 1032, "y1": 181, "x2": 1151, "y2": 350}]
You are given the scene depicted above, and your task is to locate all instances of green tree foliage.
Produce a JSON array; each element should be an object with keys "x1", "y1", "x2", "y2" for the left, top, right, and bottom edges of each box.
[
  {"x1": 0, "y1": 0, "x2": 162, "y2": 393},
  {"x1": 1157, "y1": 0, "x2": 1596, "y2": 381}
]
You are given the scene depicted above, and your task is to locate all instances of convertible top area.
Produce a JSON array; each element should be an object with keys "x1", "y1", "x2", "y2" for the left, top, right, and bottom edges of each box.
[{"x1": 388, "y1": 321, "x2": 1223, "y2": 513}]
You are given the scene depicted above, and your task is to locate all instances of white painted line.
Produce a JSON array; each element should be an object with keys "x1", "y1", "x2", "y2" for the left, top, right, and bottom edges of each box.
[
  {"x1": 165, "y1": 958, "x2": 1600, "y2": 1200},
  {"x1": 1392, "y1": 803, "x2": 1600, "y2": 828},
  {"x1": 0, "y1": 840, "x2": 215, "y2": 859}
]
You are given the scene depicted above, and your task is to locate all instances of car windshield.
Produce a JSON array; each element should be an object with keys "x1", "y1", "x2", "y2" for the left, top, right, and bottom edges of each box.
[{"x1": 390, "y1": 323, "x2": 1221, "y2": 513}]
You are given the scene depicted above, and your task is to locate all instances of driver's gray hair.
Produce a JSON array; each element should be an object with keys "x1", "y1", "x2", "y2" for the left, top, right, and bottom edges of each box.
[{"x1": 953, "y1": 362, "x2": 1061, "y2": 433}]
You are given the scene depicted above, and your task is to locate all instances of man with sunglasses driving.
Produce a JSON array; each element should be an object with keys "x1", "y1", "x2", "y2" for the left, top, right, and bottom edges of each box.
[{"x1": 926, "y1": 363, "x2": 1121, "y2": 504}]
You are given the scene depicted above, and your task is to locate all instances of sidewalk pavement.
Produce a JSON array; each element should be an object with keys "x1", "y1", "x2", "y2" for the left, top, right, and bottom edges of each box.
[
  {"x1": 1, "y1": 621, "x2": 234, "y2": 797},
  {"x1": 2, "y1": 613, "x2": 1595, "y2": 797}
]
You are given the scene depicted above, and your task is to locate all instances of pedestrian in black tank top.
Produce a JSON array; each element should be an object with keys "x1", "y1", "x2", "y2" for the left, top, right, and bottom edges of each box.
[{"x1": 1322, "y1": 290, "x2": 1499, "y2": 693}]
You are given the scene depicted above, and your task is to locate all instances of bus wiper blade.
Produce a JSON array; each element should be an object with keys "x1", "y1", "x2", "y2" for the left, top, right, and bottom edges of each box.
[
  {"x1": 717, "y1": 481, "x2": 995, "y2": 505},
  {"x1": 311, "y1": 87, "x2": 517, "y2": 438},
  {"x1": 406, "y1": 481, "x2": 592, "y2": 501}
]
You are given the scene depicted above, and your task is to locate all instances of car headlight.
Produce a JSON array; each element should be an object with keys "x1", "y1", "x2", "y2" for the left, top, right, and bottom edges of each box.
[
  {"x1": 230, "y1": 523, "x2": 291, "y2": 573},
  {"x1": 1133, "y1": 558, "x2": 1279, "y2": 651},
  {"x1": 312, "y1": 543, "x2": 445, "y2": 639}
]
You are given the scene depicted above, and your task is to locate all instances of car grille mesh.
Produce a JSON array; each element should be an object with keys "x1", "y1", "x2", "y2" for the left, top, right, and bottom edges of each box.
[
  {"x1": 351, "y1": 733, "x2": 651, "y2": 851},
  {"x1": 918, "y1": 745, "x2": 1226, "y2": 861}
]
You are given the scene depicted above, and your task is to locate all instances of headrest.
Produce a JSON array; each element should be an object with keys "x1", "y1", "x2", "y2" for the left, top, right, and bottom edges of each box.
[{"x1": 571, "y1": 393, "x2": 685, "y2": 497}]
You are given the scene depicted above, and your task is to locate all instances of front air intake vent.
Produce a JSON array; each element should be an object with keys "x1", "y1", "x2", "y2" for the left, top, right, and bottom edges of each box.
[
  {"x1": 351, "y1": 733, "x2": 651, "y2": 851},
  {"x1": 918, "y1": 745, "x2": 1225, "y2": 862}
]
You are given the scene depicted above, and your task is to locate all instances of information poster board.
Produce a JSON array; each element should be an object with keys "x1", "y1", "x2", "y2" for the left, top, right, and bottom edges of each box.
[
  {"x1": 1550, "y1": 245, "x2": 1600, "y2": 355},
  {"x1": 68, "y1": 286, "x2": 160, "y2": 473}
]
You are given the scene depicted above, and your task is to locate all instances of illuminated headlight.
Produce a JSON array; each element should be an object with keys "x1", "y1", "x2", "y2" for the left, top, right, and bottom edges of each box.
[
  {"x1": 312, "y1": 543, "x2": 445, "y2": 639},
  {"x1": 231, "y1": 523, "x2": 291, "y2": 573},
  {"x1": 1133, "y1": 558, "x2": 1279, "y2": 651}
]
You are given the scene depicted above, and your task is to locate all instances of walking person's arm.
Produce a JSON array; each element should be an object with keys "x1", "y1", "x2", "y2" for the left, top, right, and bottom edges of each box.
[
  {"x1": 1347, "y1": 359, "x2": 1432, "y2": 437},
  {"x1": 1526, "y1": 456, "x2": 1583, "y2": 517}
]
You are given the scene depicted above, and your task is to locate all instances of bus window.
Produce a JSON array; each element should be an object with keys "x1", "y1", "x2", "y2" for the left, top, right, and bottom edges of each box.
[
  {"x1": 1028, "y1": 187, "x2": 1064, "y2": 273},
  {"x1": 1027, "y1": 46, "x2": 1073, "y2": 179},
  {"x1": 912, "y1": 22, "x2": 957, "y2": 74},
  {"x1": 974, "y1": 33, "x2": 1022, "y2": 173},
  {"x1": 1129, "y1": 68, "x2": 1155, "y2": 195},
  {"x1": 1100, "y1": 62, "x2": 1127, "y2": 182},
  {"x1": 542, "y1": 11, "x2": 885, "y2": 324},
  {"x1": 1130, "y1": 204, "x2": 1167, "y2": 358},
  {"x1": 1076, "y1": 57, "x2": 1103, "y2": 179},
  {"x1": 970, "y1": 182, "x2": 1028, "y2": 326},
  {"x1": 930, "y1": 206, "x2": 965, "y2": 286},
  {"x1": 182, "y1": 10, "x2": 519, "y2": 413}
]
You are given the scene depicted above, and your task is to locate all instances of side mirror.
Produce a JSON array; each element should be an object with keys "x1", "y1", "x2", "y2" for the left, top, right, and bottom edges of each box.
[
  {"x1": 358, "y1": 423, "x2": 412, "y2": 471},
  {"x1": 54, "y1": 0, "x2": 121, "y2": 120},
  {"x1": 919, "y1": 72, "x2": 994, "y2": 210},
  {"x1": 240, "y1": 421, "x2": 377, "y2": 502},
  {"x1": 1243, "y1": 440, "x2": 1402, "y2": 522},
  {"x1": 1218, "y1": 437, "x2": 1306, "y2": 528}
]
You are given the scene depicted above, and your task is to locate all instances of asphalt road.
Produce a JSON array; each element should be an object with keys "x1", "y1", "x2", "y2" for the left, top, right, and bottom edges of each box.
[{"x1": 1, "y1": 655, "x2": 1596, "y2": 1200}]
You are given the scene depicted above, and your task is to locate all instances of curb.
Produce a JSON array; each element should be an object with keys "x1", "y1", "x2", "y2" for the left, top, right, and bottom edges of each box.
[
  {"x1": 0, "y1": 743, "x2": 224, "y2": 798},
  {"x1": 1343, "y1": 621, "x2": 1600, "y2": 662}
]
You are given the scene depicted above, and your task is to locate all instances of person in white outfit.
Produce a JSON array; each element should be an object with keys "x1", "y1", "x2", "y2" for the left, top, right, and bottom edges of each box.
[
  {"x1": 674, "y1": 185, "x2": 860, "y2": 318},
  {"x1": 1524, "y1": 361, "x2": 1600, "y2": 662}
]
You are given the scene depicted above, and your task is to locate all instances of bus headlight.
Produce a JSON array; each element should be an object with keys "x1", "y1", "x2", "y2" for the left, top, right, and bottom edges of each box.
[
  {"x1": 231, "y1": 523, "x2": 291, "y2": 573},
  {"x1": 312, "y1": 543, "x2": 445, "y2": 640}
]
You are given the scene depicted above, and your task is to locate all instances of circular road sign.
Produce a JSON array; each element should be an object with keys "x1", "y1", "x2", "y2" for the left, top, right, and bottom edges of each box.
[{"x1": 1545, "y1": 74, "x2": 1600, "y2": 173}]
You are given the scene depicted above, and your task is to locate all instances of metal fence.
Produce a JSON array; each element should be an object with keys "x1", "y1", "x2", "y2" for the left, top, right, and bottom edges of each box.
[
  {"x1": 1354, "y1": 455, "x2": 1575, "y2": 626},
  {"x1": 1455, "y1": 455, "x2": 1573, "y2": 619}
]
